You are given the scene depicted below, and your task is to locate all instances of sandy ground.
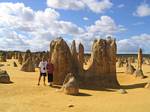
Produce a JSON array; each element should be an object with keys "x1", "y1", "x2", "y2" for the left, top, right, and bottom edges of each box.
[{"x1": 1, "y1": 59, "x2": 150, "y2": 112}]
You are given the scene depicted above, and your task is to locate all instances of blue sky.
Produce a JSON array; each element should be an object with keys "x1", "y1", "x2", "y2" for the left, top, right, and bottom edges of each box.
[{"x1": 0, "y1": 0, "x2": 150, "y2": 53}]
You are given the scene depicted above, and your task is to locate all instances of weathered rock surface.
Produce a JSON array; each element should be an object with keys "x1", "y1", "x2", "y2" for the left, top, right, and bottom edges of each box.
[
  {"x1": 78, "y1": 43, "x2": 84, "y2": 71},
  {"x1": 50, "y1": 38, "x2": 76, "y2": 85},
  {"x1": 138, "y1": 48, "x2": 143, "y2": 70},
  {"x1": 81, "y1": 38, "x2": 119, "y2": 88}
]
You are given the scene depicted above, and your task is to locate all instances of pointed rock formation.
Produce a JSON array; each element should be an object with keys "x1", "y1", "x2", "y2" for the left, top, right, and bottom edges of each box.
[
  {"x1": 0, "y1": 52, "x2": 7, "y2": 62},
  {"x1": 138, "y1": 48, "x2": 143, "y2": 70},
  {"x1": 23, "y1": 50, "x2": 31, "y2": 63},
  {"x1": 34, "y1": 57, "x2": 41, "y2": 68},
  {"x1": 70, "y1": 40, "x2": 79, "y2": 75},
  {"x1": 6, "y1": 52, "x2": 13, "y2": 59},
  {"x1": 78, "y1": 43, "x2": 84, "y2": 70},
  {"x1": 49, "y1": 37, "x2": 119, "y2": 88},
  {"x1": 18, "y1": 53, "x2": 23, "y2": 65},
  {"x1": 50, "y1": 38, "x2": 75, "y2": 84},
  {"x1": 13, "y1": 61, "x2": 18, "y2": 67},
  {"x1": 81, "y1": 38, "x2": 119, "y2": 88},
  {"x1": 125, "y1": 62, "x2": 135, "y2": 75},
  {"x1": 134, "y1": 69, "x2": 145, "y2": 79},
  {"x1": 135, "y1": 48, "x2": 145, "y2": 78},
  {"x1": 125, "y1": 64, "x2": 135, "y2": 74},
  {"x1": 14, "y1": 52, "x2": 19, "y2": 59},
  {"x1": 0, "y1": 70, "x2": 11, "y2": 83},
  {"x1": 117, "y1": 58, "x2": 124, "y2": 67},
  {"x1": 20, "y1": 57, "x2": 35, "y2": 72}
]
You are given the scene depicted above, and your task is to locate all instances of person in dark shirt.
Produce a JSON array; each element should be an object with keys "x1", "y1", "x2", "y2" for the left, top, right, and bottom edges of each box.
[{"x1": 46, "y1": 59, "x2": 54, "y2": 86}]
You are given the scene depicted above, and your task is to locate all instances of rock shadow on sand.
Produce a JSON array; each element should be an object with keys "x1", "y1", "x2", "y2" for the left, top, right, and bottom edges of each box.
[
  {"x1": 80, "y1": 86, "x2": 117, "y2": 92},
  {"x1": 120, "y1": 82, "x2": 147, "y2": 89},
  {"x1": 72, "y1": 92, "x2": 92, "y2": 97},
  {"x1": 51, "y1": 85, "x2": 92, "y2": 96},
  {"x1": 0, "y1": 81, "x2": 14, "y2": 84}
]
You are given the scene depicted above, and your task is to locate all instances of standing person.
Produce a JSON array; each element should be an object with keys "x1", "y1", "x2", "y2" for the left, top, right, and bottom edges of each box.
[
  {"x1": 47, "y1": 59, "x2": 54, "y2": 86},
  {"x1": 37, "y1": 57, "x2": 47, "y2": 86}
]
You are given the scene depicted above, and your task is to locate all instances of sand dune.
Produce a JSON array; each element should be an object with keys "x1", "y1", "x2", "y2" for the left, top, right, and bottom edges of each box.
[{"x1": 1, "y1": 59, "x2": 150, "y2": 112}]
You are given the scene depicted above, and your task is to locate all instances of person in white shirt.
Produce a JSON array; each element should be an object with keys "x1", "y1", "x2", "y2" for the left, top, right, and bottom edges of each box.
[{"x1": 37, "y1": 57, "x2": 47, "y2": 86}]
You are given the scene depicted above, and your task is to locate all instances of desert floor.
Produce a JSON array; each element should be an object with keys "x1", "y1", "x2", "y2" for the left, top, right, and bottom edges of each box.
[{"x1": 0, "y1": 59, "x2": 150, "y2": 112}]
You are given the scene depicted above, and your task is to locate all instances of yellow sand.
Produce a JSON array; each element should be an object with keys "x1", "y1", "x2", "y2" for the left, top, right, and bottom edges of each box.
[{"x1": 0, "y1": 59, "x2": 150, "y2": 112}]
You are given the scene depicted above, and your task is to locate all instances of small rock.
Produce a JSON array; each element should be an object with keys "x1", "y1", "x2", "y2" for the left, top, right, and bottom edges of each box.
[
  {"x1": 134, "y1": 69, "x2": 145, "y2": 79},
  {"x1": 68, "y1": 104, "x2": 74, "y2": 108},
  {"x1": 13, "y1": 61, "x2": 18, "y2": 67},
  {"x1": 0, "y1": 64, "x2": 4, "y2": 67},
  {"x1": 118, "y1": 89, "x2": 127, "y2": 94},
  {"x1": 125, "y1": 64, "x2": 135, "y2": 75}
]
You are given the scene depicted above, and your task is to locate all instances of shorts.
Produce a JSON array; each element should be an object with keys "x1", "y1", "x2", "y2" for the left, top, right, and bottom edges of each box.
[{"x1": 40, "y1": 73, "x2": 46, "y2": 76}]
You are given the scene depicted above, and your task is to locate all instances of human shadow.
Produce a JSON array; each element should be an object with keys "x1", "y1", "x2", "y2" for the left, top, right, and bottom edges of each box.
[{"x1": 120, "y1": 82, "x2": 147, "y2": 89}]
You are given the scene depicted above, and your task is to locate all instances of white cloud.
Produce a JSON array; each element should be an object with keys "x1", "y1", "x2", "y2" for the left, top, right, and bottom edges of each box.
[
  {"x1": 117, "y1": 4, "x2": 125, "y2": 8},
  {"x1": 35, "y1": 8, "x2": 60, "y2": 23},
  {"x1": 74, "y1": 16, "x2": 126, "y2": 52},
  {"x1": 56, "y1": 21, "x2": 84, "y2": 35},
  {"x1": 83, "y1": 17, "x2": 89, "y2": 21},
  {"x1": 0, "y1": 2, "x2": 126, "y2": 53},
  {"x1": 87, "y1": 16, "x2": 125, "y2": 35},
  {"x1": 134, "y1": 3, "x2": 150, "y2": 17},
  {"x1": 0, "y1": 2, "x2": 84, "y2": 51},
  {"x1": 117, "y1": 34, "x2": 150, "y2": 53},
  {"x1": 47, "y1": 0, "x2": 113, "y2": 13},
  {"x1": 0, "y1": 2, "x2": 34, "y2": 21},
  {"x1": 0, "y1": 30, "x2": 29, "y2": 51},
  {"x1": 47, "y1": 0, "x2": 85, "y2": 10},
  {"x1": 84, "y1": 0, "x2": 113, "y2": 13}
]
